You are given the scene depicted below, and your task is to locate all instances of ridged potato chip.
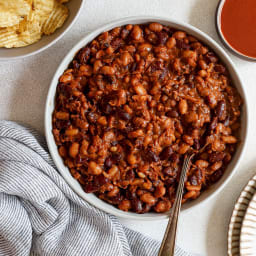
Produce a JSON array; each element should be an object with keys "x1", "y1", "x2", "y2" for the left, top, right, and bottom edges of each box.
[
  {"x1": 0, "y1": 28, "x2": 19, "y2": 48},
  {"x1": 0, "y1": 0, "x2": 70, "y2": 48},
  {"x1": 0, "y1": 12, "x2": 22, "y2": 27},
  {"x1": 17, "y1": 21, "x2": 42, "y2": 46},
  {"x1": 0, "y1": 0, "x2": 31, "y2": 16},
  {"x1": 0, "y1": 0, "x2": 31, "y2": 27},
  {"x1": 42, "y1": 3, "x2": 69, "y2": 35},
  {"x1": 0, "y1": 19, "x2": 41, "y2": 48},
  {"x1": 32, "y1": 0, "x2": 55, "y2": 18}
]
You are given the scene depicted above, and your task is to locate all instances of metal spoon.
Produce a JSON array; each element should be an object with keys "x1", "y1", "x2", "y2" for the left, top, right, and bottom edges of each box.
[{"x1": 158, "y1": 153, "x2": 194, "y2": 256}]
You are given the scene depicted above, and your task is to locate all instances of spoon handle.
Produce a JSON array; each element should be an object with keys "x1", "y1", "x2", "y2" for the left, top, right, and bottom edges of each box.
[{"x1": 158, "y1": 154, "x2": 194, "y2": 256}]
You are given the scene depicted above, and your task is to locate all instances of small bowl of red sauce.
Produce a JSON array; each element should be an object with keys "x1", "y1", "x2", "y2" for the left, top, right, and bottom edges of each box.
[{"x1": 216, "y1": 0, "x2": 256, "y2": 61}]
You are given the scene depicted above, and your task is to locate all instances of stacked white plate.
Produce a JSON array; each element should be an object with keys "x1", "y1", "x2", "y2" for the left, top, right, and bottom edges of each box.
[{"x1": 228, "y1": 174, "x2": 256, "y2": 255}]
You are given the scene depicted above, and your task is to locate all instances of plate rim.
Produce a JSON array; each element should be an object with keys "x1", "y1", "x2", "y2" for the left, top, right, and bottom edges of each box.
[
  {"x1": 240, "y1": 186, "x2": 256, "y2": 255},
  {"x1": 228, "y1": 174, "x2": 256, "y2": 255}
]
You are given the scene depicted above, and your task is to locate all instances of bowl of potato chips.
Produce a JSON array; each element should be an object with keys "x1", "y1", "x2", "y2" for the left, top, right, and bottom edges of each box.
[{"x1": 0, "y1": 0, "x2": 84, "y2": 60}]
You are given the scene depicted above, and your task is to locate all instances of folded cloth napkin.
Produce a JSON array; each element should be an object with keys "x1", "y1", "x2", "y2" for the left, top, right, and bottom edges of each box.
[{"x1": 0, "y1": 121, "x2": 198, "y2": 256}]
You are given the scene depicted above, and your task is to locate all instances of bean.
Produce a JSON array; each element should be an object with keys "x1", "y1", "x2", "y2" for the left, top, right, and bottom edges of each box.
[
  {"x1": 221, "y1": 136, "x2": 237, "y2": 144},
  {"x1": 142, "y1": 180, "x2": 152, "y2": 190},
  {"x1": 58, "y1": 146, "x2": 67, "y2": 158},
  {"x1": 138, "y1": 43, "x2": 152, "y2": 52},
  {"x1": 69, "y1": 142, "x2": 79, "y2": 158},
  {"x1": 127, "y1": 154, "x2": 137, "y2": 165},
  {"x1": 88, "y1": 161, "x2": 102, "y2": 175},
  {"x1": 105, "y1": 157, "x2": 113, "y2": 168},
  {"x1": 140, "y1": 193, "x2": 156, "y2": 205},
  {"x1": 170, "y1": 153, "x2": 179, "y2": 163},
  {"x1": 106, "y1": 46, "x2": 114, "y2": 54},
  {"x1": 100, "y1": 66, "x2": 115, "y2": 75},
  {"x1": 185, "y1": 112, "x2": 198, "y2": 123},
  {"x1": 173, "y1": 58, "x2": 181, "y2": 72},
  {"x1": 154, "y1": 186, "x2": 166, "y2": 198},
  {"x1": 212, "y1": 139, "x2": 225, "y2": 152},
  {"x1": 160, "y1": 146, "x2": 173, "y2": 160},
  {"x1": 56, "y1": 112, "x2": 69, "y2": 120},
  {"x1": 183, "y1": 135, "x2": 194, "y2": 145},
  {"x1": 209, "y1": 152, "x2": 225, "y2": 163},
  {"x1": 179, "y1": 99, "x2": 188, "y2": 114},
  {"x1": 215, "y1": 64, "x2": 226, "y2": 73},
  {"x1": 110, "y1": 146, "x2": 117, "y2": 152},
  {"x1": 134, "y1": 83, "x2": 147, "y2": 95},
  {"x1": 103, "y1": 131, "x2": 115, "y2": 142},
  {"x1": 198, "y1": 59, "x2": 207, "y2": 70},
  {"x1": 131, "y1": 25, "x2": 142, "y2": 40},
  {"x1": 87, "y1": 112, "x2": 98, "y2": 123},
  {"x1": 79, "y1": 65, "x2": 92, "y2": 76},
  {"x1": 146, "y1": 150, "x2": 160, "y2": 162},
  {"x1": 210, "y1": 161, "x2": 223, "y2": 171},
  {"x1": 215, "y1": 100, "x2": 226, "y2": 120},
  {"x1": 108, "y1": 186, "x2": 119, "y2": 197},
  {"x1": 93, "y1": 60, "x2": 103, "y2": 73},
  {"x1": 80, "y1": 140, "x2": 89, "y2": 155},
  {"x1": 125, "y1": 169, "x2": 135, "y2": 180},
  {"x1": 60, "y1": 73, "x2": 72, "y2": 83},
  {"x1": 118, "y1": 110, "x2": 131, "y2": 121},
  {"x1": 166, "y1": 110, "x2": 179, "y2": 118},
  {"x1": 149, "y1": 22, "x2": 163, "y2": 32},
  {"x1": 95, "y1": 174, "x2": 109, "y2": 186},
  {"x1": 138, "y1": 172, "x2": 146, "y2": 178},
  {"x1": 118, "y1": 200, "x2": 131, "y2": 211},
  {"x1": 166, "y1": 37, "x2": 176, "y2": 49},
  {"x1": 97, "y1": 116, "x2": 107, "y2": 126},
  {"x1": 178, "y1": 143, "x2": 190, "y2": 154},
  {"x1": 195, "y1": 160, "x2": 209, "y2": 169},
  {"x1": 182, "y1": 50, "x2": 197, "y2": 59},
  {"x1": 121, "y1": 52, "x2": 132, "y2": 66},
  {"x1": 65, "y1": 128, "x2": 79, "y2": 136},
  {"x1": 108, "y1": 165, "x2": 119, "y2": 177},
  {"x1": 173, "y1": 31, "x2": 186, "y2": 39},
  {"x1": 131, "y1": 198, "x2": 143, "y2": 213},
  {"x1": 205, "y1": 52, "x2": 218, "y2": 63},
  {"x1": 157, "y1": 31, "x2": 169, "y2": 45},
  {"x1": 129, "y1": 129, "x2": 144, "y2": 138},
  {"x1": 184, "y1": 191, "x2": 197, "y2": 199},
  {"x1": 154, "y1": 201, "x2": 171, "y2": 213},
  {"x1": 209, "y1": 117, "x2": 218, "y2": 130},
  {"x1": 198, "y1": 69, "x2": 207, "y2": 77},
  {"x1": 133, "y1": 117, "x2": 147, "y2": 128},
  {"x1": 71, "y1": 169, "x2": 81, "y2": 180}
]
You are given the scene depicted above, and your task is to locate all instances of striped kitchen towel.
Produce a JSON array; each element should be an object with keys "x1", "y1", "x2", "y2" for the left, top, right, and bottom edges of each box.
[{"x1": 0, "y1": 121, "x2": 199, "y2": 256}]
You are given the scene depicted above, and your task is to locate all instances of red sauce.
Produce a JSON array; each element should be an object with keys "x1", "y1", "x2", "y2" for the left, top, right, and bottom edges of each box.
[{"x1": 221, "y1": 0, "x2": 256, "y2": 58}]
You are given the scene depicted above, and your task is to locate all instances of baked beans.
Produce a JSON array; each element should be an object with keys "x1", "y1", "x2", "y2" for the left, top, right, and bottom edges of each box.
[{"x1": 52, "y1": 23, "x2": 242, "y2": 213}]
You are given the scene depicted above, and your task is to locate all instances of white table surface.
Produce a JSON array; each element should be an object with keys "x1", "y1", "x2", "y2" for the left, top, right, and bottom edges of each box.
[{"x1": 1, "y1": 0, "x2": 256, "y2": 255}]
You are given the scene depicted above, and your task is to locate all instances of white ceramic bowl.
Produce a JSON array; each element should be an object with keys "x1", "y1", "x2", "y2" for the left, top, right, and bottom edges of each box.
[
  {"x1": 0, "y1": 0, "x2": 84, "y2": 61},
  {"x1": 45, "y1": 16, "x2": 248, "y2": 220}
]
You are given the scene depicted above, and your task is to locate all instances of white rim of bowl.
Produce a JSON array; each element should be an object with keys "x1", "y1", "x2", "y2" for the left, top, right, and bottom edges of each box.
[
  {"x1": 216, "y1": 0, "x2": 256, "y2": 61},
  {"x1": 45, "y1": 16, "x2": 249, "y2": 220},
  {"x1": 0, "y1": 0, "x2": 85, "y2": 61}
]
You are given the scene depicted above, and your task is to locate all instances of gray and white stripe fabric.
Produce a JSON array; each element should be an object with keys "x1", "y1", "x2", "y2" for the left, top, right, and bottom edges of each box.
[{"x1": 0, "y1": 121, "x2": 198, "y2": 256}]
